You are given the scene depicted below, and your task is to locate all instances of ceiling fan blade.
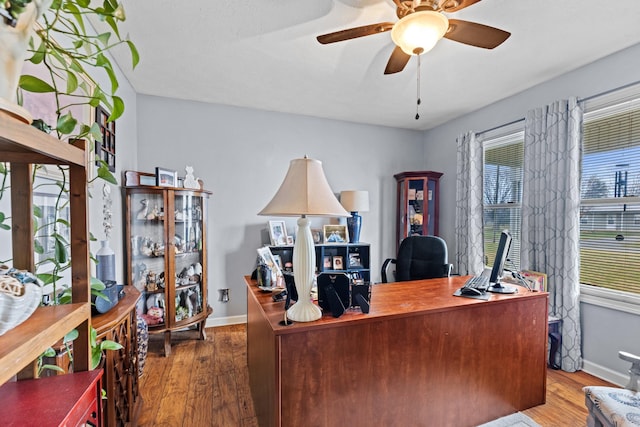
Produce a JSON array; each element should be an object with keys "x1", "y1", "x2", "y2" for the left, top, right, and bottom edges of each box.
[
  {"x1": 317, "y1": 22, "x2": 394, "y2": 45},
  {"x1": 384, "y1": 46, "x2": 411, "y2": 75},
  {"x1": 444, "y1": 19, "x2": 510, "y2": 49},
  {"x1": 440, "y1": 0, "x2": 482, "y2": 12}
]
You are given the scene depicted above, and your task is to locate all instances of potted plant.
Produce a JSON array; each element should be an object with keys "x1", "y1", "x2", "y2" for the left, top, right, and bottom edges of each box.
[
  {"x1": 0, "y1": 0, "x2": 137, "y2": 374},
  {"x1": 1, "y1": 0, "x2": 138, "y2": 143}
]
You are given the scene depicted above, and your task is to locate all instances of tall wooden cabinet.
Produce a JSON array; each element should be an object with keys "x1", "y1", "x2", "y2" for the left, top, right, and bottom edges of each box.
[
  {"x1": 124, "y1": 171, "x2": 212, "y2": 356},
  {"x1": 0, "y1": 115, "x2": 95, "y2": 421},
  {"x1": 394, "y1": 171, "x2": 442, "y2": 250}
]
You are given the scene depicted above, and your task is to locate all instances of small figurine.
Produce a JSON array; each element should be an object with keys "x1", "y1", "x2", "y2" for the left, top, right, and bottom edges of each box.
[
  {"x1": 137, "y1": 199, "x2": 148, "y2": 220},
  {"x1": 183, "y1": 166, "x2": 200, "y2": 189}
]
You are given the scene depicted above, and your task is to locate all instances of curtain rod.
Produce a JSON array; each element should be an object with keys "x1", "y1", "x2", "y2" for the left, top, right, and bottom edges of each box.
[
  {"x1": 578, "y1": 79, "x2": 640, "y2": 103},
  {"x1": 478, "y1": 80, "x2": 640, "y2": 135},
  {"x1": 478, "y1": 117, "x2": 524, "y2": 136}
]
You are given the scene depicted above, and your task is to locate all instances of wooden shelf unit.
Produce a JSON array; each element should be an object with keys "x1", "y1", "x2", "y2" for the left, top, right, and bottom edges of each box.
[{"x1": 0, "y1": 114, "x2": 92, "y2": 393}]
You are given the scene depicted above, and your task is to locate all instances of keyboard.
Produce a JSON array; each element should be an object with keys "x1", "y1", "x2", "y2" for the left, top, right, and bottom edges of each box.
[{"x1": 462, "y1": 275, "x2": 490, "y2": 292}]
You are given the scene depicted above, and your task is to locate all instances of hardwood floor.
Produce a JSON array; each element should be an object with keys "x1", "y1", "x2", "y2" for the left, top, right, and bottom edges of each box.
[{"x1": 138, "y1": 324, "x2": 614, "y2": 427}]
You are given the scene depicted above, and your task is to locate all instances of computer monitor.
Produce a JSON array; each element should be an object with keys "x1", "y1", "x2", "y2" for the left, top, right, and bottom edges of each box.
[{"x1": 488, "y1": 229, "x2": 517, "y2": 294}]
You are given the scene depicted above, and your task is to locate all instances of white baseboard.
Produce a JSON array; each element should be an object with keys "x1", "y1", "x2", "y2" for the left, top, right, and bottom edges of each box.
[
  {"x1": 582, "y1": 359, "x2": 627, "y2": 387},
  {"x1": 205, "y1": 315, "x2": 247, "y2": 328}
]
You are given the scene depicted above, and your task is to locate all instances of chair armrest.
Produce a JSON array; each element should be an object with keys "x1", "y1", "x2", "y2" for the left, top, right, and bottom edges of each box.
[
  {"x1": 381, "y1": 258, "x2": 396, "y2": 283},
  {"x1": 443, "y1": 264, "x2": 453, "y2": 277},
  {"x1": 619, "y1": 351, "x2": 640, "y2": 391}
]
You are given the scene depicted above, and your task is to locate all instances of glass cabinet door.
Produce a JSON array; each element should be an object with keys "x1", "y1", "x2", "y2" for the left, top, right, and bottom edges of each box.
[
  {"x1": 128, "y1": 190, "x2": 167, "y2": 328},
  {"x1": 173, "y1": 192, "x2": 205, "y2": 323},
  {"x1": 395, "y1": 171, "x2": 442, "y2": 250}
]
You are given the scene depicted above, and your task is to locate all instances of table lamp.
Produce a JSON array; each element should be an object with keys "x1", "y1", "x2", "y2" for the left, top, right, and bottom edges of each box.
[
  {"x1": 259, "y1": 157, "x2": 349, "y2": 322},
  {"x1": 340, "y1": 190, "x2": 369, "y2": 243}
]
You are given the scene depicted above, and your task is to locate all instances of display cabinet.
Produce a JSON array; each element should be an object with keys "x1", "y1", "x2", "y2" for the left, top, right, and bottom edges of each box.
[
  {"x1": 124, "y1": 171, "x2": 212, "y2": 356},
  {"x1": 394, "y1": 171, "x2": 442, "y2": 251},
  {"x1": 269, "y1": 243, "x2": 370, "y2": 282}
]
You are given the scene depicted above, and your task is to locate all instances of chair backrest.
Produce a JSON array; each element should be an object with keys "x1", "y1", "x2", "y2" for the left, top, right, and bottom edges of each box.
[{"x1": 395, "y1": 235, "x2": 450, "y2": 281}]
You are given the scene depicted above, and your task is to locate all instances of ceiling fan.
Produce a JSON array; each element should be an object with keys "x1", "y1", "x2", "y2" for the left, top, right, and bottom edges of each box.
[{"x1": 316, "y1": 0, "x2": 510, "y2": 75}]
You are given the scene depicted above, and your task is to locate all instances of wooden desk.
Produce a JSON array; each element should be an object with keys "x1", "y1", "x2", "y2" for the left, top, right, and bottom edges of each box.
[{"x1": 246, "y1": 275, "x2": 548, "y2": 427}]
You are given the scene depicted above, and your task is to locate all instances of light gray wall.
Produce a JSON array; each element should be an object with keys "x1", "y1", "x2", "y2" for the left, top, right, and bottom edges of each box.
[
  {"x1": 135, "y1": 96, "x2": 425, "y2": 323},
  {"x1": 90, "y1": 55, "x2": 138, "y2": 287},
  {"x1": 421, "y1": 42, "x2": 640, "y2": 382}
]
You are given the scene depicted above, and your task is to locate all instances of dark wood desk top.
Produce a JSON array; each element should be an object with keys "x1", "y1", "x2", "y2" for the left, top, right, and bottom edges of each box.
[{"x1": 244, "y1": 275, "x2": 548, "y2": 335}]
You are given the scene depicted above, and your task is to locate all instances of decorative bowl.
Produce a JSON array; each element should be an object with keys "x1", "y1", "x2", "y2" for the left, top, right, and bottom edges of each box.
[{"x1": 0, "y1": 274, "x2": 42, "y2": 336}]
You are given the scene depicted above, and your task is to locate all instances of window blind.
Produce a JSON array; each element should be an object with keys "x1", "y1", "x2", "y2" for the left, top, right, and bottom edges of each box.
[
  {"x1": 581, "y1": 92, "x2": 640, "y2": 294},
  {"x1": 482, "y1": 132, "x2": 523, "y2": 270}
]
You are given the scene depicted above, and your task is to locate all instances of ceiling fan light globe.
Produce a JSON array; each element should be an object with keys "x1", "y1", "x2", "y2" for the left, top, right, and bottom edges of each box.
[{"x1": 391, "y1": 11, "x2": 449, "y2": 56}]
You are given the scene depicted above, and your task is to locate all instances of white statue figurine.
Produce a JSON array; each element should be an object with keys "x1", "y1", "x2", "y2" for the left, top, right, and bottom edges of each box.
[{"x1": 183, "y1": 166, "x2": 200, "y2": 189}]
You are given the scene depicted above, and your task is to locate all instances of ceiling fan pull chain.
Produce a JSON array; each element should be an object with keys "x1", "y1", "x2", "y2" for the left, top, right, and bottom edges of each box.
[{"x1": 415, "y1": 54, "x2": 421, "y2": 120}]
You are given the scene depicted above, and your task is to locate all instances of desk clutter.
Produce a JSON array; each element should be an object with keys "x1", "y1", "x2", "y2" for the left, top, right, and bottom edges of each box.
[{"x1": 316, "y1": 273, "x2": 371, "y2": 317}]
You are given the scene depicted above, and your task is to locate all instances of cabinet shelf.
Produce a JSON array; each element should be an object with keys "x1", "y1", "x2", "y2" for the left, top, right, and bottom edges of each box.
[{"x1": 269, "y1": 243, "x2": 371, "y2": 282}]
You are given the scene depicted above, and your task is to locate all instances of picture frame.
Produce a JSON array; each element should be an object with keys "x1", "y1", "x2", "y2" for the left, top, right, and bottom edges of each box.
[
  {"x1": 268, "y1": 220, "x2": 288, "y2": 246},
  {"x1": 156, "y1": 167, "x2": 177, "y2": 187},
  {"x1": 311, "y1": 228, "x2": 322, "y2": 244},
  {"x1": 256, "y1": 246, "x2": 283, "y2": 288},
  {"x1": 323, "y1": 224, "x2": 349, "y2": 244},
  {"x1": 323, "y1": 256, "x2": 332, "y2": 269},
  {"x1": 272, "y1": 254, "x2": 283, "y2": 270},
  {"x1": 333, "y1": 256, "x2": 344, "y2": 270},
  {"x1": 95, "y1": 105, "x2": 116, "y2": 172},
  {"x1": 286, "y1": 236, "x2": 294, "y2": 245},
  {"x1": 348, "y1": 253, "x2": 362, "y2": 268}
]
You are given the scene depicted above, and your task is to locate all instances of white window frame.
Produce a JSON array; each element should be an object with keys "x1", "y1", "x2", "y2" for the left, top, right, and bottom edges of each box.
[{"x1": 580, "y1": 82, "x2": 640, "y2": 309}]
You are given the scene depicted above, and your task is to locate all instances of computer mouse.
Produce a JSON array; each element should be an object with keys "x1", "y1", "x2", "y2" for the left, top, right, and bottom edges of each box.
[{"x1": 460, "y1": 286, "x2": 483, "y2": 296}]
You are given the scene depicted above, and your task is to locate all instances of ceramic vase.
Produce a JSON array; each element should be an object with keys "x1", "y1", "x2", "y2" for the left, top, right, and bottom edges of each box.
[{"x1": 96, "y1": 240, "x2": 116, "y2": 284}]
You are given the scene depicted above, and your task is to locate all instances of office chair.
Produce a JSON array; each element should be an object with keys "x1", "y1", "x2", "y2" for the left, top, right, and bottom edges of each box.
[{"x1": 381, "y1": 235, "x2": 452, "y2": 283}]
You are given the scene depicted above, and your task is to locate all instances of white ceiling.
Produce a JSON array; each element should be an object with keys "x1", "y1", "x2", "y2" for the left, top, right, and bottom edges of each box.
[{"x1": 109, "y1": 0, "x2": 640, "y2": 131}]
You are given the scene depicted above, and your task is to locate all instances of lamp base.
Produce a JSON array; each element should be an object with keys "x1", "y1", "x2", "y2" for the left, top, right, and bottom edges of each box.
[
  {"x1": 286, "y1": 298, "x2": 322, "y2": 322},
  {"x1": 347, "y1": 212, "x2": 362, "y2": 243}
]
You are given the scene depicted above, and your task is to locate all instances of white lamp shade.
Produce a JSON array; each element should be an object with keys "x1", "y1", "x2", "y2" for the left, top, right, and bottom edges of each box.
[
  {"x1": 340, "y1": 190, "x2": 370, "y2": 213},
  {"x1": 391, "y1": 11, "x2": 449, "y2": 56},
  {"x1": 259, "y1": 158, "x2": 349, "y2": 217}
]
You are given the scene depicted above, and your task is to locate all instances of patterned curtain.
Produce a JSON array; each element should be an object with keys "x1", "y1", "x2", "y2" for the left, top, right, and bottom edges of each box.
[
  {"x1": 521, "y1": 98, "x2": 583, "y2": 372},
  {"x1": 455, "y1": 131, "x2": 484, "y2": 276}
]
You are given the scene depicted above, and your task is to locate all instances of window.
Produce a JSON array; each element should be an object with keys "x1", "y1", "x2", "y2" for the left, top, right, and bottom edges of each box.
[
  {"x1": 581, "y1": 90, "x2": 640, "y2": 295},
  {"x1": 482, "y1": 131, "x2": 524, "y2": 270}
]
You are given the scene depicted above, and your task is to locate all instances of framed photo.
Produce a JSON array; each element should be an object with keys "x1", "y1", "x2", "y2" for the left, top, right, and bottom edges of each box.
[
  {"x1": 256, "y1": 246, "x2": 282, "y2": 276},
  {"x1": 333, "y1": 256, "x2": 344, "y2": 270},
  {"x1": 323, "y1": 224, "x2": 349, "y2": 244},
  {"x1": 323, "y1": 256, "x2": 332, "y2": 269},
  {"x1": 311, "y1": 228, "x2": 322, "y2": 244},
  {"x1": 156, "y1": 167, "x2": 177, "y2": 187},
  {"x1": 349, "y1": 253, "x2": 362, "y2": 268},
  {"x1": 272, "y1": 254, "x2": 283, "y2": 269},
  {"x1": 286, "y1": 236, "x2": 294, "y2": 245},
  {"x1": 95, "y1": 105, "x2": 116, "y2": 172},
  {"x1": 268, "y1": 220, "x2": 288, "y2": 246}
]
